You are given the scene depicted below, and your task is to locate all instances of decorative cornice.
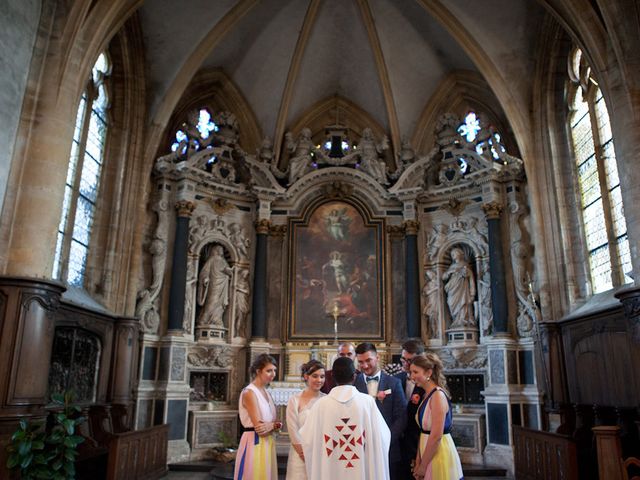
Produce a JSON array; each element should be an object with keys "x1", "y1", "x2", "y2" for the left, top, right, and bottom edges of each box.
[
  {"x1": 403, "y1": 220, "x2": 420, "y2": 236},
  {"x1": 255, "y1": 219, "x2": 271, "y2": 234},
  {"x1": 481, "y1": 201, "x2": 503, "y2": 219},
  {"x1": 175, "y1": 200, "x2": 196, "y2": 217}
]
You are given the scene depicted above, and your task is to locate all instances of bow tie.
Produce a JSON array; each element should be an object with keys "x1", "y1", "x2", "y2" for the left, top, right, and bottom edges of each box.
[{"x1": 366, "y1": 376, "x2": 379, "y2": 383}]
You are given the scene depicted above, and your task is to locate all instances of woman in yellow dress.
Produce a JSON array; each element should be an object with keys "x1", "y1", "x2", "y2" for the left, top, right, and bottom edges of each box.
[
  {"x1": 234, "y1": 354, "x2": 281, "y2": 480},
  {"x1": 409, "y1": 353, "x2": 464, "y2": 480}
]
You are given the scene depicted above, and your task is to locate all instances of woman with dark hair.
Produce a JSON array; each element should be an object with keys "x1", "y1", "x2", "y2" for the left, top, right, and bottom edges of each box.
[
  {"x1": 285, "y1": 359, "x2": 326, "y2": 479},
  {"x1": 409, "y1": 353, "x2": 464, "y2": 480},
  {"x1": 234, "y1": 353, "x2": 280, "y2": 480}
]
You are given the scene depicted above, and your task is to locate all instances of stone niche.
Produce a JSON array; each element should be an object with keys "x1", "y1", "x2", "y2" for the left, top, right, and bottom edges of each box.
[{"x1": 189, "y1": 371, "x2": 229, "y2": 403}]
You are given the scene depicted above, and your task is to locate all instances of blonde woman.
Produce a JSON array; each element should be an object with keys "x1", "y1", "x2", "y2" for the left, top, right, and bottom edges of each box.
[
  {"x1": 286, "y1": 360, "x2": 326, "y2": 479},
  {"x1": 234, "y1": 354, "x2": 281, "y2": 480},
  {"x1": 409, "y1": 354, "x2": 463, "y2": 480}
]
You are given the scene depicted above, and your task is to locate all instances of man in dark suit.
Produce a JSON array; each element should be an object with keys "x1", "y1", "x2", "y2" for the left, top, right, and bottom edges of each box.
[
  {"x1": 320, "y1": 341, "x2": 356, "y2": 394},
  {"x1": 354, "y1": 342, "x2": 407, "y2": 480},
  {"x1": 394, "y1": 340, "x2": 426, "y2": 479}
]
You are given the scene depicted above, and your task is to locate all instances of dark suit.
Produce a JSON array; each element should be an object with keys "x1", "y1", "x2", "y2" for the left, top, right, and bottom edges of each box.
[
  {"x1": 354, "y1": 371, "x2": 407, "y2": 480},
  {"x1": 395, "y1": 371, "x2": 426, "y2": 479}
]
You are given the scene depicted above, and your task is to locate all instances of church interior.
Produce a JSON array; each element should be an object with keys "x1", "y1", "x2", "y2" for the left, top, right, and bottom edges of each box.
[{"x1": 1, "y1": 1, "x2": 640, "y2": 479}]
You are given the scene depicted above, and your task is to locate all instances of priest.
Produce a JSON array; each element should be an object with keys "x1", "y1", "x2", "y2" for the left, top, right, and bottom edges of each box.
[{"x1": 299, "y1": 356, "x2": 390, "y2": 480}]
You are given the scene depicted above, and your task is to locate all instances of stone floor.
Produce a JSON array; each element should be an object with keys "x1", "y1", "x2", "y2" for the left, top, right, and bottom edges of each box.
[{"x1": 165, "y1": 460, "x2": 513, "y2": 480}]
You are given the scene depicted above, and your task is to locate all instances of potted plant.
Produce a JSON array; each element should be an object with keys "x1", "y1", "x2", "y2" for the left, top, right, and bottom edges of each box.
[
  {"x1": 5, "y1": 391, "x2": 85, "y2": 479},
  {"x1": 211, "y1": 430, "x2": 237, "y2": 463}
]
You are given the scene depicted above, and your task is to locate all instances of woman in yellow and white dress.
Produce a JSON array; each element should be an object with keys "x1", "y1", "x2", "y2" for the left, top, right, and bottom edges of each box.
[
  {"x1": 409, "y1": 353, "x2": 464, "y2": 480},
  {"x1": 234, "y1": 354, "x2": 280, "y2": 480}
]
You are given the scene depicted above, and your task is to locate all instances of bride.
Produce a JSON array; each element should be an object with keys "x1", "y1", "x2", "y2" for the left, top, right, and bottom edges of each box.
[{"x1": 286, "y1": 360, "x2": 326, "y2": 479}]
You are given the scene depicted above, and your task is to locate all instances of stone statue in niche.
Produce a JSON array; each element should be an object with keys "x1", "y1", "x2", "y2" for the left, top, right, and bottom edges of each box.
[
  {"x1": 197, "y1": 245, "x2": 233, "y2": 327},
  {"x1": 422, "y1": 269, "x2": 440, "y2": 339},
  {"x1": 443, "y1": 247, "x2": 477, "y2": 328},
  {"x1": 357, "y1": 128, "x2": 389, "y2": 184},
  {"x1": 285, "y1": 128, "x2": 315, "y2": 184},
  {"x1": 234, "y1": 268, "x2": 250, "y2": 339}
]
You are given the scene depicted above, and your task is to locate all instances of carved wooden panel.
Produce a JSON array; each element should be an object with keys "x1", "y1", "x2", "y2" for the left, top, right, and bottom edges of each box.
[
  {"x1": 48, "y1": 327, "x2": 101, "y2": 403},
  {"x1": 513, "y1": 425, "x2": 578, "y2": 480},
  {"x1": 106, "y1": 424, "x2": 168, "y2": 480}
]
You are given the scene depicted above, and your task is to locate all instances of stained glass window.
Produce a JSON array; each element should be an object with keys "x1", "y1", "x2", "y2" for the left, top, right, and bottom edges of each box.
[
  {"x1": 567, "y1": 47, "x2": 631, "y2": 292},
  {"x1": 53, "y1": 53, "x2": 110, "y2": 286},
  {"x1": 171, "y1": 108, "x2": 219, "y2": 152},
  {"x1": 458, "y1": 112, "x2": 481, "y2": 142}
]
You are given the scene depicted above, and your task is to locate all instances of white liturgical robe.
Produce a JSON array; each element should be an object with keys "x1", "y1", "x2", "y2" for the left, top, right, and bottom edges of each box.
[{"x1": 299, "y1": 385, "x2": 391, "y2": 480}]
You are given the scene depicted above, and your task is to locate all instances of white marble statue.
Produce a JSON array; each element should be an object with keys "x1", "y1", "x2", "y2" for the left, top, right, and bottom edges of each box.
[
  {"x1": 443, "y1": 247, "x2": 477, "y2": 328},
  {"x1": 357, "y1": 128, "x2": 389, "y2": 184},
  {"x1": 234, "y1": 268, "x2": 250, "y2": 338},
  {"x1": 286, "y1": 127, "x2": 315, "y2": 184},
  {"x1": 422, "y1": 269, "x2": 440, "y2": 339},
  {"x1": 197, "y1": 245, "x2": 233, "y2": 327}
]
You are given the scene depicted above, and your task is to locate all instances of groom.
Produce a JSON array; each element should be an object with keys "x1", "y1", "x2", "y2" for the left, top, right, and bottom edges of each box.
[{"x1": 354, "y1": 342, "x2": 407, "y2": 480}]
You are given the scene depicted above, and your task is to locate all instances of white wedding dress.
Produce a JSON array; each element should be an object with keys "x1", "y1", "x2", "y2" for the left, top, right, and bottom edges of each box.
[{"x1": 286, "y1": 392, "x2": 323, "y2": 480}]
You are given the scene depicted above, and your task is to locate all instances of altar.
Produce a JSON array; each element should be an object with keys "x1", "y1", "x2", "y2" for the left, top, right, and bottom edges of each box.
[{"x1": 133, "y1": 108, "x2": 543, "y2": 475}]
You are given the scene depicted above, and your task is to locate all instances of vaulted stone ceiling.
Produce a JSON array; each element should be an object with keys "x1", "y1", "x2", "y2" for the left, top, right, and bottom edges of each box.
[{"x1": 138, "y1": 0, "x2": 546, "y2": 154}]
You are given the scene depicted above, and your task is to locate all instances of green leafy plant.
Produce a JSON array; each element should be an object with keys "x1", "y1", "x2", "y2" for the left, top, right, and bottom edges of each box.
[
  {"x1": 216, "y1": 430, "x2": 237, "y2": 451},
  {"x1": 6, "y1": 391, "x2": 85, "y2": 479}
]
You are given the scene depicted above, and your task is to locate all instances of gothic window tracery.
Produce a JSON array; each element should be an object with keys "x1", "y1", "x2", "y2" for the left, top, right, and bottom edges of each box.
[
  {"x1": 53, "y1": 53, "x2": 111, "y2": 286},
  {"x1": 567, "y1": 47, "x2": 632, "y2": 294}
]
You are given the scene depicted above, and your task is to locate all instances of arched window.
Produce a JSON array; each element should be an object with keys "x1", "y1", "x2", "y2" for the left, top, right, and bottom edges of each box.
[
  {"x1": 567, "y1": 47, "x2": 632, "y2": 294},
  {"x1": 53, "y1": 53, "x2": 111, "y2": 286}
]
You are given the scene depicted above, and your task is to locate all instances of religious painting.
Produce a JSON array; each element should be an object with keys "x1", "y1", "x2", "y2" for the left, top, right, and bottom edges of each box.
[{"x1": 289, "y1": 200, "x2": 384, "y2": 340}]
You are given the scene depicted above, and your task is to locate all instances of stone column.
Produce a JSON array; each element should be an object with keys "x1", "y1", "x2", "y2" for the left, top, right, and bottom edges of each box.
[
  {"x1": 251, "y1": 219, "x2": 269, "y2": 340},
  {"x1": 167, "y1": 200, "x2": 195, "y2": 334},
  {"x1": 404, "y1": 220, "x2": 421, "y2": 338},
  {"x1": 482, "y1": 201, "x2": 509, "y2": 335}
]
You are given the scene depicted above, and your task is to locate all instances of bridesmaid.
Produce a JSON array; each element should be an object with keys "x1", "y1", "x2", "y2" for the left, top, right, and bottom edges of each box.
[
  {"x1": 234, "y1": 353, "x2": 281, "y2": 480},
  {"x1": 285, "y1": 360, "x2": 326, "y2": 479},
  {"x1": 409, "y1": 353, "x2": 464, "y2": 480}
]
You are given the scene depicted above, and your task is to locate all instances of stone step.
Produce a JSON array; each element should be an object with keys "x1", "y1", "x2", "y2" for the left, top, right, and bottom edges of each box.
[{"x1": 170, "y1": 459, "x2": 508, "y2": 479}]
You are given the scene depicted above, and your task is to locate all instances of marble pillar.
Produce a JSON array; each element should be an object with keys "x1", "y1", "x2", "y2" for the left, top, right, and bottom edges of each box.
[
  {"x1": 167, "y1": 201, "x2": 195, "y2": 334},
  {"x1": 482, "y1": 202, "x2": 509, "y2": 335},
  {"x1": 404, "y1": 220, "x2": 421, "y2": 338},
  {"x1": 251, "y1": 219, "x2": 269, "y2": 340}
]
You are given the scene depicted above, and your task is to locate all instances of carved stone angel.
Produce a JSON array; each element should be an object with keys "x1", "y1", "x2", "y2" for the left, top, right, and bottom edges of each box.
[
  {"x1": 285, "y1": 128, "x2": 315, "y2": 184},
  {"x1": 357, "y1": 128, "x2": 389, "y2": 184}
]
